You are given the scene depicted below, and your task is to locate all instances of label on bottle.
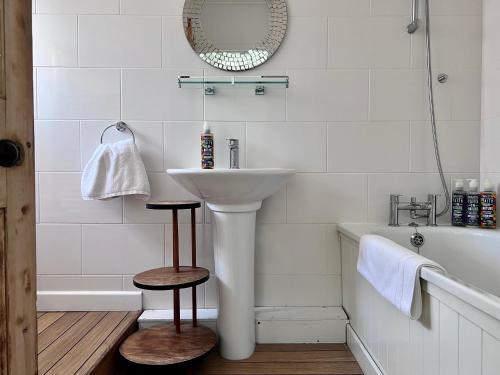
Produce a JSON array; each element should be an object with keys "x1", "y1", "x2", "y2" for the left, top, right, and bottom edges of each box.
[
  {"x1": 451, "y1": 192, "x2": 466, "y2": 226},
  {"x1": 201, "y1": 134, "x2": 214, "y2": 169},
  {"x1": 466, "y1": 193, "x2": 480, "y2": 227},
  {"x1": 480, "y1": 192, "x2": 497, "y2": 229}
]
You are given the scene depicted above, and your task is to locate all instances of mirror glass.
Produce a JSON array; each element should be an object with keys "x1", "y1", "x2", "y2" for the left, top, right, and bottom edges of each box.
[{"x1": 183, "y1": 0, "x2": 288, "y2": 71}]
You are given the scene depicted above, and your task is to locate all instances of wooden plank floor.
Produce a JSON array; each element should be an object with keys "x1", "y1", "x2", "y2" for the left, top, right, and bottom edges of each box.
[
  {"x1": 193, "y1": 344, "x2": 364, "y2": 375},
  {"x1": 37, "y1": 311, "x2": 140, "y2": 375},
  {"x1": 38, "y1": 313, "x2": 363, "y2": 375}
]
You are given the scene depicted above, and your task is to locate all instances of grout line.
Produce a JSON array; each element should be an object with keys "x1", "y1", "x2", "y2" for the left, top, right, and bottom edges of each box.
[
  {"x1": 325, "y1": 122, "x2": 329, "y2": 173},
  {"x1": 78, "y1": 120, "x2": 83, "y2": 171},
  {"x1": 367, "y1": 69, "x2": 372, "y2": 121},
  {"x1": 160, "y1": 16, "x2": 163, "y2": 67},
  {"x1": 284, "y1": 182, "x2": 288, "y2": 224},
  {"x1": 162, "y1": 121, "x2": 166, "y2": 170},
  {"x1": 80, "y1": 224, "x2": 83, "y2": 274},
  {"x1": 33, "y1": 68, "x2": 38, "y2": 120},
  {"x1": 162, "y1": 224, "x2": 166, "y2": 267},
  {"x1": 408, "y1": 121, "x2": 412, "y2": 173},
  {"x1": 366, "y1": 174, "x2": 370, "y2": 221},
  {"x1": 325, "y1": 17, "x2": 329, "y2": 69},
  {"x1": 119, "y1": 69, "x2": 123, "y2": 120},
  {"x1": 76, "y1": 15, "x2": 80, "y2": 67}
]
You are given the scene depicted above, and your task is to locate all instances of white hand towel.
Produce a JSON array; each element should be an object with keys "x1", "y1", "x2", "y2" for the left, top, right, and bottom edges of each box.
[
  {"x1": 357, "y1": 234, "x2": 445, "y2": 320},
  {"x1": 81, "y1": 139, "x2": 150, "y2": 201}
]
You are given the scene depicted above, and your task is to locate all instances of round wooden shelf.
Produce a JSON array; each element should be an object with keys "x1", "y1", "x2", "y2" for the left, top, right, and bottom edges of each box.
[
  {"x1": 146, "y1": 201, "x2": 201, "y2": 210},
  {"x1": 119, "y1": 324, "x2": 217, "y2": 366},
  {"x1": 133, "y1": 267, "x2": 209, "y2": 291}
]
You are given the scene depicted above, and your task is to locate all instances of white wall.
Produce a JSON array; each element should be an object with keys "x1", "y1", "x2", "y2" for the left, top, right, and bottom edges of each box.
[
  {"x1": 33, "y1": 0, "x2": 482, "y2": 310},
  {"x1": 481, "y1": 0, "x2": 500, "y2": 190}
]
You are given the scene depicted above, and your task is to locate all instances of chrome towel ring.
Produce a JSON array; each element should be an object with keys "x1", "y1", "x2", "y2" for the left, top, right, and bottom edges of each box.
[{"x1": 100, "y1": 121, "x2": 136, "y2": 144}]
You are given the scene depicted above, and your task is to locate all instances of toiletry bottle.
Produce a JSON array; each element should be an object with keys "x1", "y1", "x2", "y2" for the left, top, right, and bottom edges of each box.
[
  {"x1": 466, "y1": 179, "x2": 480, "y2": 227},
  {"x1": 480, "y1": 179, "x2": 496, "y2": 229},
  {"x1": 201, "y1": 122, "x2": 214, "y2": 169},
  {"x1": 452, "y1": 179, "x2": 466, "y2": 226}
]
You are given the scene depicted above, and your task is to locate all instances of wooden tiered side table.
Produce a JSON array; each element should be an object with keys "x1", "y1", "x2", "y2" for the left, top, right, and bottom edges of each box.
[{"x1": 119, "y1": 201, "x2": 217, "y2": 368}]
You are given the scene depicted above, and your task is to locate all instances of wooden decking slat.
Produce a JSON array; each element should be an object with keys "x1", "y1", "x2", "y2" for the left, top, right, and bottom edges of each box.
[
  {"x1": 196, "y1": 361, "x2": 364, "y2": 375},
  {"x1": 37, "y1": 312, "x2": 45, "y2": 318},
  {"x1": 255, "y1": 344, "x2": 350, "y2": 352},
  {"x1": 38, "y1": 312, "x2": 107, "y2": 374},
  {"x1": 75, "y1": 311, "x2": 140, "y2": 375},
  {"x1": 37, "y1": 312, "x2": 65, "y2": 334},
  {"x1": 38, "y1": 312, "x2": 86, "y2": 354},
  {"x1": 46, "y1": 312, "x2": 128, "y2": 375},
  {"x1": 202, "y1": 350, "x2": 355, "y2": 364}
]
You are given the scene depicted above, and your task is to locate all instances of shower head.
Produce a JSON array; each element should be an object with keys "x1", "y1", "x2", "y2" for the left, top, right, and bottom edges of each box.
[
  {"x1": 407, "y1": 0, "x2": 419, "y2": 34},
  {"x1": 407, "y1": 20, "x2": 419, "y2": 34}
]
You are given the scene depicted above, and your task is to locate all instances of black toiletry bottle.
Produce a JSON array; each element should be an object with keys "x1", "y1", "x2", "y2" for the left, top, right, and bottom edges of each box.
[
  {"x1": 451, "y1": 179, "x2": 466, "y2": 226},
  {"x1": 480, "y1": 178, "x2": 496, "y2": 229},
  {"x1": 466, "y1": 179, "x2": 480, "y2": 227}
]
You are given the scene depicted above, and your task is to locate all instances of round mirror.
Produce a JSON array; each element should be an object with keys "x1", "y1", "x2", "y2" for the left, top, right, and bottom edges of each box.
[{"x1": 183, "y1": 0, "x2": 288, "y2": 71}]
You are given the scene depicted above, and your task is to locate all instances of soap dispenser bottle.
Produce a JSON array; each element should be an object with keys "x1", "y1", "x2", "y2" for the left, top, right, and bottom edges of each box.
[
  {"x1": 452, "y1": 179, "x2": 466, "y2": 227},
  {"x1": 201, "y1": 122, "x2": 214, "y2": 169},
  {"x1": 480, "y1": 179, "x2": 496, "y2": 229},
  {"x1": 466, "y1": 179, "x2": 480, "y2": 227}
]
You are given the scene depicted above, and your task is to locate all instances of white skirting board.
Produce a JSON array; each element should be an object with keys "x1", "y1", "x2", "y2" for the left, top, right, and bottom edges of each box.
[
  {"x1": 138, "y1": 306, "x2": 348, "y2": 344},
  {"x1": 346, "y1": 324, "x2": 383, "y2": 375},
  {"x1": 37, "y1": 291, "x2": 142, "y2": 311}
]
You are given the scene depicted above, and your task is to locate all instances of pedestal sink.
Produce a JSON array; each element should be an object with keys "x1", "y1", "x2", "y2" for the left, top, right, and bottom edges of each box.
[{"x1": 167, "y1": 168, "x2": 295, "y2": 360}]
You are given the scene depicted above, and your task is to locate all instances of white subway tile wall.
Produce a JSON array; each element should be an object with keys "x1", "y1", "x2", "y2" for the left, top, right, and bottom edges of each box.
[
  {"x1": 481, "y1": 0, "x2": 500, "y2": 190},
  {"x1": 33, "y1": 0, "x2": 482, "y2": 309}
]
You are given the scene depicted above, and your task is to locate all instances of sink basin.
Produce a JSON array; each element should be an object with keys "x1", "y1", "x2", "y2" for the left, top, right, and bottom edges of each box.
[
  {"x1": 167, "y1": 168, "x2": 295, "y2": 360},
  {"x1": 167, "y1": 168, "x2": 295, "y2": 206}
]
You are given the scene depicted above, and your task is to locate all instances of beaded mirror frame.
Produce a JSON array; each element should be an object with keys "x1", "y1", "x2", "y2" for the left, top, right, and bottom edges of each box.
[{"x1": 183, "y1": 0, "x2": 288, "y2": 71}]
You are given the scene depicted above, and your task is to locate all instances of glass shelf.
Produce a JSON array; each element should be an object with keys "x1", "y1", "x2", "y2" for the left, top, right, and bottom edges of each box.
[{"x1": 177, "y1": 75, "x2": 289, "y2": 95}]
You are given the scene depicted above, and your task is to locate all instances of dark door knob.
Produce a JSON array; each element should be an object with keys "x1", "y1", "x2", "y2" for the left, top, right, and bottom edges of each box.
[{"x1": 0, "y1": 140, "x2": 24, "y2": 167}]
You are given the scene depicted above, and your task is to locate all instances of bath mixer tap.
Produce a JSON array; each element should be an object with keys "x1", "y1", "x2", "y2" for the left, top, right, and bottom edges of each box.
[
  {"x1": 226, "y1": 138, "x2": 239, "y2": 169},
  {"x1": 389, "y1": 194, "x2": 438, "y2": 227}
]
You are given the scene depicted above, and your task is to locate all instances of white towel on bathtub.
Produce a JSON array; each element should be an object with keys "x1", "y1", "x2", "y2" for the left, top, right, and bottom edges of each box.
[
  {"x1": 81, "y1": 139, "x2": 150, "y2": 201},
  {"x1": 357, "y1": 234, "x2": 445, "y2": 320}
]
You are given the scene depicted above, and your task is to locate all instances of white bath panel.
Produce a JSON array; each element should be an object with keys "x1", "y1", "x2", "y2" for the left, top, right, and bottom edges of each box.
[
  {"x1": 347, "y1": 324, "x2": 383, "y2": 375},
  {"x1": 439, "y1": 303, "x2": 459, "y2": 375},
  {"x1": 458, "y1": 316, "x2": 482, "y2": 375},
  {"x1": 483, "y1": 332, "x2": 500, "y2": 375}
]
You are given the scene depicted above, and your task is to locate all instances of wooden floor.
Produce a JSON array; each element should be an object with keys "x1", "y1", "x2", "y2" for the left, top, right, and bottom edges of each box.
[
  {"x1": 193, "y1": 344, "x2": 364, "y2": 375},
  {"x1": 37, "y1": 312, "x2": 363, "y2": 375},
  {"x1": 37, "y1": 311, "x2": 140, "y2": 375}
]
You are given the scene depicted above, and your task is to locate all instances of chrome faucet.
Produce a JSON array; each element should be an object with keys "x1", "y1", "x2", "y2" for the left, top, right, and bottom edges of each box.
[
  {"x1": 389, "y1": 194, "x2": 438, "y2": 227},
  {"x1": 226, "y1": 138, "x2": 239, "y2": 169}
]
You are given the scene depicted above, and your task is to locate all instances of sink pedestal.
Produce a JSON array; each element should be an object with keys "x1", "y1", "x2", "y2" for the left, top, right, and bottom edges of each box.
[
  {"x1": 167, "y1": 169, "x2": 296, "y2": 361},
  {"x1": 208, "y1": 201, "x2": 262, "y2": 360}
]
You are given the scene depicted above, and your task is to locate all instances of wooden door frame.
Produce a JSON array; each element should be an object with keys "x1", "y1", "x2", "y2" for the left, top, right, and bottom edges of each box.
[{"x1": 0, "y1": 0, "x2": 37, "y2": 374}]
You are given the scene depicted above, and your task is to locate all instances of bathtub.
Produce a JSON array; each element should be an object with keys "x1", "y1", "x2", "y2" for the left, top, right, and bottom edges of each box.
[{"x1": 338, "y1": 224, "x2": 500, "y2": 375}]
